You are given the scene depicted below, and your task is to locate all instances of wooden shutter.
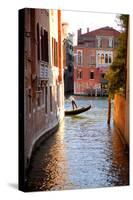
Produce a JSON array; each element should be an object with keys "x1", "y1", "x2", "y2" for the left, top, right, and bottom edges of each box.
[
  {"x1": 37, "y1": 23, "x2": 40, "y2": 60},
  {"x1": 41, "y1": 27, "x2": 44, "y2": 61},
  {"x1": 44, "y1": 29, "x2": 48, "y2": 62}
]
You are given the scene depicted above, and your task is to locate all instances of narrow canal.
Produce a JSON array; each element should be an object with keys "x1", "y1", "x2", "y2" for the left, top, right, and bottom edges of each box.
[{"x1": 27, "y1": 97, "x2": 129, "y2": 191}]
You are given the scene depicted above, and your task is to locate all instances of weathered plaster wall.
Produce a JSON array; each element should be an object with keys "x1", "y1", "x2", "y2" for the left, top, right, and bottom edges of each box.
[{"x1": 114, "y1": 94, "x2": 129, "y2": 145}]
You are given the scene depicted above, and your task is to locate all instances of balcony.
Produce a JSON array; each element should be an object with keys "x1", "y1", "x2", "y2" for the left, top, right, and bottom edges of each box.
[
  {"x1": 40, "y1": 62, "x2": 48, "y2": 80},
  {"x1": 100, "y1": 77, "x2": 108, "y2": 83}
]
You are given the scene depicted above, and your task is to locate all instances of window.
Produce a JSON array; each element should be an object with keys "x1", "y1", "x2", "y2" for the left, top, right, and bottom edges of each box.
[
  {"x1": 50, "y1": 86, "x2": 52, "y2": 112},
  {"x1": 41, "y1": 27, "x2": 44, "y2": 61},
  {"x1": 105, "y1": 54, "x2": 108, "y2": 63},
  {"x1": 97, "y1": 38, "x2": 102, "y2": 48},
  {"x1": 90, "y1": 71, "x2": 94, "y2": 79},
  {"x1": 37, "y1": 93, "x2": 41, "y2": 107},
  {"x1": 45, "y1": 86, "x2": 47, "y2": 114},
  {"x1": 77, "y1": 70, "x2": 82, "y2": 79},
  {"x1": 37, "y1": 24, "x2": 49, "y2": 62},
  {"x1": 80, "y1": 71, "x2": 82, "y2": 79},
  {"x1": 78, "y1": 51, "x2": 82, "y2": 65},
  {"x1": 101, "y1": 54, "x2": 104, "y2": 64},
  {"x1": 28, "y1": 89, "x2": 32, "y2": 114},
  {"x1": 37, "y1": 23, "x2": 40, "y2": 60},
  {"x1": 109, "y1": 54, "x2": 112, "y2": 63},
  {"x1": 109, "y1": 38, "x2": 113, "y2": 48},
  {"x1": 52, "y1": 37, "x2": 58, "y2": 66},
  {"x1": 114, "y1": 39, "x2": 119, "y2": 48},
  {"x1": 44, "y1": 30, "x2": 48, "y2": 62},
  {"x1": 42, "y1": 86, "x2": 44, "y2": 105},
  {"x1": 101, "y1": 73, "x2": 105, "y2": 78},
  {"x1": 98, "y1": 53, "x2": 101, "y2": 64},
  {"x1": 90, "y1": 56, "x2": 95, "y2": 65}
]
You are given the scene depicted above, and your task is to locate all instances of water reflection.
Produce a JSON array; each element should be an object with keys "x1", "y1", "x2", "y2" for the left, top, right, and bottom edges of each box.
[
  {"x1": 27, "y1": 97, "x2": 129, "y2": 191},
  {"x1": 27, "y1": 121, "x2": 69, "y2": 191}
]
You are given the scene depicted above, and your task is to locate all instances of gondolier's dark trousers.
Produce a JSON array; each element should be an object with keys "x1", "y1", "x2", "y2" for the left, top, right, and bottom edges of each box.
[{"x1": 72, "y1": 100, "x2": 78, "y2": 110}]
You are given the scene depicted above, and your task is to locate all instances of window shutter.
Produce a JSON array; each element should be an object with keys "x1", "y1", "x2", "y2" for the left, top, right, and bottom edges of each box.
[
  {"x1": 37, "y1": 23, "x2": 40, "y2": 60},
  {"x1": 46, "y1": 31, "x2": 48, "y2": 62},
  {"x1": 43, "y1": 29, "x2": 46, "y2": 61},
  {"x1": 76, "y1": 54, "x2": 78, "y2": 64},
  {"x1": 54, "y1": 39, "x2": 56, "y2": 66},
  {"x1": 52, "y1": 37, "x2": 54, "y2": 65},
  {"x1": 56, "y1": 41, "x2": 58, "y2": 67},
  {"x1": 41, "y1": 27, "x2": 44, "y2": 61},
  {"x1": 81, "y1": 51, "x2": 83, "y2": 65}
]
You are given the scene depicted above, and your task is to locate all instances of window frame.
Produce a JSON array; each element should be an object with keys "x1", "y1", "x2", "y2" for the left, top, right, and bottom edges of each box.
[
  {"x1": 90, "y1": 71, "x2": 94, "y2": 80},
  {"x1": 77, "y1": 50, "x2": 82, "y2": 65}
]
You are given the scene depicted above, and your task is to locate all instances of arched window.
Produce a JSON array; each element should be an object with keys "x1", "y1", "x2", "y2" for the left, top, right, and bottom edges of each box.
[
  {"x1": 78, "y1": 51, "x2": 82, "y2": 65},
  {"x1": 101, "y1": 53, "x2": 104, "y2": 64},
  {"x1": 97, "y1": 38, "x2": 102, "y2": 48},
  {"x1": 109, "y1": 38, "x2": 113, "y2": 48},
  {"x1": 109, "y1": 54, "x2": 112, "y2": 63},
  {"x1": 105, "y1": 54, "x2": 108, "y2": 63}
]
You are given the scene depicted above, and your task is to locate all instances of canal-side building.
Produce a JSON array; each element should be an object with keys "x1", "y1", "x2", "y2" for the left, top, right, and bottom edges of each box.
[
  {"x1": 74, "y1": 26, "x2": 120, "y2": 96},
  {"x1": 22, "y1": 8, "x2": 64, "y2": 170},
  {"x1": 63, "y1": 31, "x2": 74, "y2": 95}
]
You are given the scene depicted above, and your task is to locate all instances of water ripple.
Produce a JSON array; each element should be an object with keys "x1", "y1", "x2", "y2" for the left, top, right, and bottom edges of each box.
[{"x1": 27, "y1": 97, "x2": 129, "y2": 191}]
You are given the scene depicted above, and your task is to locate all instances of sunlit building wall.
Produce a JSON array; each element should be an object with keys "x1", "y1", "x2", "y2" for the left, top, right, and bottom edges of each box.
[{"x1": 23, "y1": 8, "x2": 64, "y2": 170}]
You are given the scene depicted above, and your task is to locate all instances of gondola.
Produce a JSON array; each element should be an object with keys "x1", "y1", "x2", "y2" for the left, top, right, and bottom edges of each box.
[{"x1": 65, "y1": 105, "x2": 91, "y2": 116}]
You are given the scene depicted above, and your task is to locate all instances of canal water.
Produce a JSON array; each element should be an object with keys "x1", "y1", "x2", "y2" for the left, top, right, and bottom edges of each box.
[{"x1": 27, "y1": 97, "x2": 129, "y2": 191}]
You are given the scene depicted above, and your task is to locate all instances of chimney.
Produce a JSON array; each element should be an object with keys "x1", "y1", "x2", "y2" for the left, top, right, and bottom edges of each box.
[
  {"x1": 77, "y1": 28, "x2": 82, "y2": 44},
  {"x1": 87, "y1": 27, "x2": 89, "y2": 33},
  {"x1": 78, "y1": 28, "x2": 82, "y2": 37}
]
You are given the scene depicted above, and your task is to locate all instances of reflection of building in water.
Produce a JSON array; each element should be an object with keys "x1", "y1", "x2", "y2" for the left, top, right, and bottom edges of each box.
[
  {"x1": 27, "y1": 120, "x2": 70, "y2": 191},
  {"x1": 41, "y1": 121, "x2": 68, "y2": 190},
  {"x1": 108, "y1": 129, "x2": 129, "y2": 186}
]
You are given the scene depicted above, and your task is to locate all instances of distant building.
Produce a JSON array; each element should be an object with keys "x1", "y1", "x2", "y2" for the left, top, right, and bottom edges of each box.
[
  {"x1": 20, "y1": 8, "x2": 64, "y2": 170},
  {"x1": 63, "y1": 32, "x2": 74, "y2": 95},
  {"x1": 74, "y1": 26, "x2": 120, "y2": 96}
]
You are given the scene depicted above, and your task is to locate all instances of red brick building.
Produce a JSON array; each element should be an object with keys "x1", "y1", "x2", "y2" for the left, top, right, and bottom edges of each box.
[{"x1": 74, "y1": 26, "x2": 120, "y2": 96}]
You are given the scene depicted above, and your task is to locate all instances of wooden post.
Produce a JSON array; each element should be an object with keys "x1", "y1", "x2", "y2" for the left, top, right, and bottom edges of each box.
[{"x1": 107, "y1": 97, "x2": 111, "y2": 124}]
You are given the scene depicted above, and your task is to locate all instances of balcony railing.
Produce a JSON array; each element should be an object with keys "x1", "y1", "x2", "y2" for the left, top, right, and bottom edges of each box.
[
  {"x1": 40, "y1": 62, "x2": 48, "y2": 80},
  {"x1": 100, "y1": 78, "x2": 108, "y2": 84}
]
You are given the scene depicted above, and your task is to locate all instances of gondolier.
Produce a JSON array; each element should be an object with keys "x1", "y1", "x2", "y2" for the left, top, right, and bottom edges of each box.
[
  {"x1": 65, "y1": 104, "x2": 91, "y2": 116},
  {"x1": 69, "y1": 96, "x2": 78, "y2": 110}
]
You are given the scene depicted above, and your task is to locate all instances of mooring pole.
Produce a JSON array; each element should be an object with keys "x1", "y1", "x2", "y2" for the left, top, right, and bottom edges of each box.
[{"x1": 107, "y1": 97, "x2": 111, "y2": 125}]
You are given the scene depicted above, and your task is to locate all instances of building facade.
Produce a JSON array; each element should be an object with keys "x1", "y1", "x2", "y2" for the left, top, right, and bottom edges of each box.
[
  {"x1": 22, "y1": 8, "x2": 64, "y2": 170},
  {"x1": 74, "y1": 26, "x2": 120, "y2": 96},
  {"x1": 63, "y1": 32, "x2": 74, "y2": 95}
]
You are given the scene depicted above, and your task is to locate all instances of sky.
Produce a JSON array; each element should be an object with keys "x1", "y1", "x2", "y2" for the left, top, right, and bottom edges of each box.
[{"x1": 62, "y1": 10, "x2": 121, "y2": 45}]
